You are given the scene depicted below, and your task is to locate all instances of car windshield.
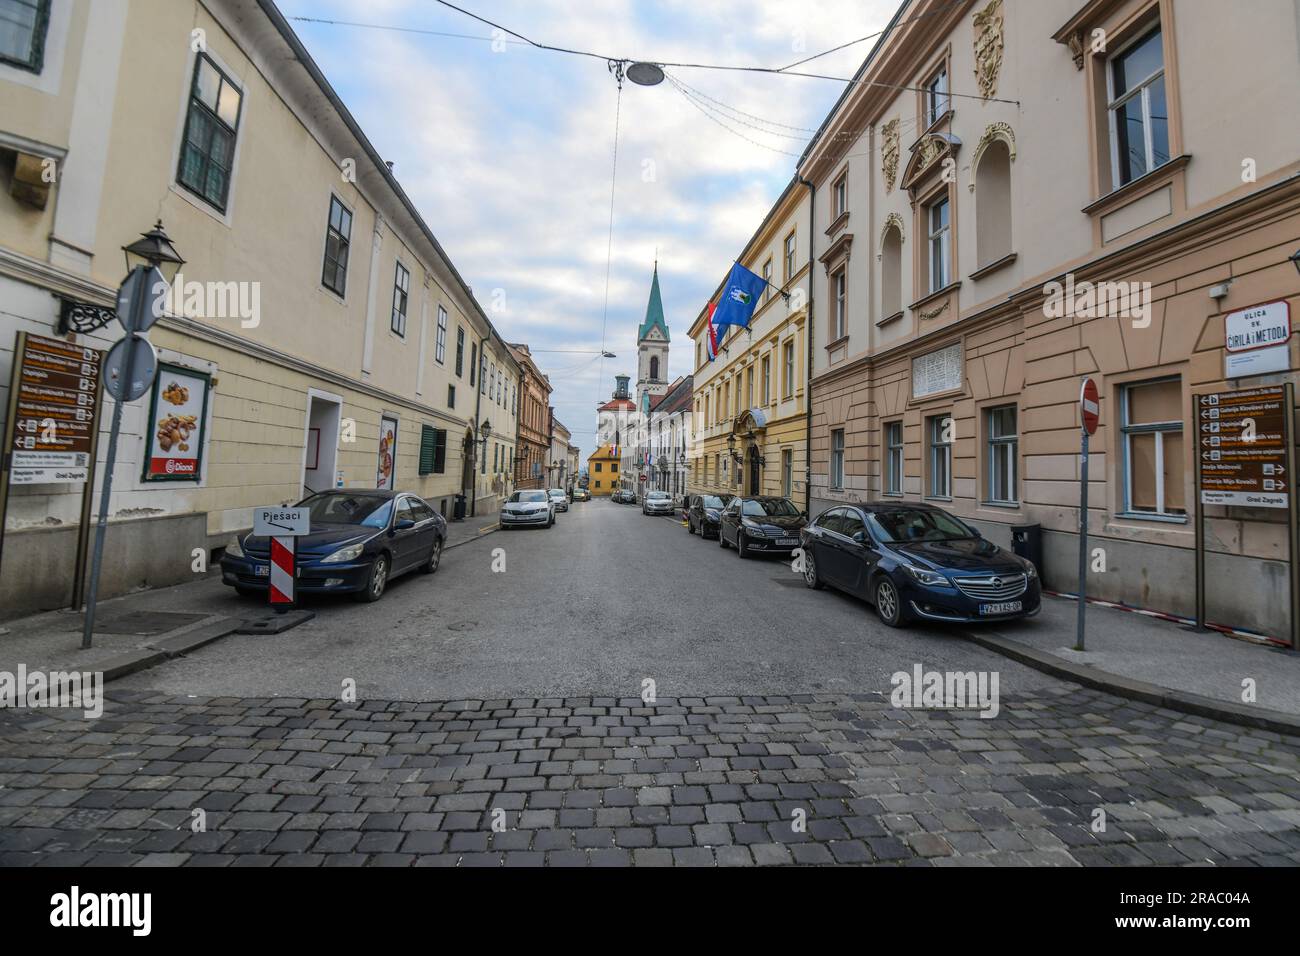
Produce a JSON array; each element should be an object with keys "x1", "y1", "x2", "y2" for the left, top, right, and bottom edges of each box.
[
  {"x1": 647, "y1": 492, "x2": 669, "y2": 499},
  {"x1": 510, "y1": 491, "x2": 549, "y2": 503},
  {"x1": 868, "y1": 508, "x2": 974, "y2": 542},
  {"x1": 549, "y1": 490, "x2": 565, "y2": 496},
  {"x1": 300, "y1": 493, "x2": 393, "y2": 528},
  {"x1": 741, "y1": 497, "x2": 799, "y2": 518},
  {"x1": 701, "y1": 496, "x2": 727, "y2": 509}
]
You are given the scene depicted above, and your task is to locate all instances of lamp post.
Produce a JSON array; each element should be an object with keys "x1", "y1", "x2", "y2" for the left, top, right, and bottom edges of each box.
[{"x1": 82, "y1": 222, "x2": 184, "y2": 648}]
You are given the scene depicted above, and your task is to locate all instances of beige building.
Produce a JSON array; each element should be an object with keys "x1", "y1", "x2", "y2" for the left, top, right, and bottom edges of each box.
[
  {"x1": 0, "y1": 0, "x2": 517, "y2": 616},
  {"x1": 689, "y1": 181, "x2": 812, "y2": 505},
  {"x1": 547, "y1": 412, "x2": 571, "y2": 490},
  {"x1": 799, "y1": 0, "x2": 1300, "y2": 634}
]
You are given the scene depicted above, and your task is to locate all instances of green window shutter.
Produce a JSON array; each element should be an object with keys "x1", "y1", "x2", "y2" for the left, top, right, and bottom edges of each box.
[
  {"x1": 434, "y1": 429, "x2": 447, "y2": 474},
  {"x1": 419, "y1": 424, "x2": 437, "y2": 475}
]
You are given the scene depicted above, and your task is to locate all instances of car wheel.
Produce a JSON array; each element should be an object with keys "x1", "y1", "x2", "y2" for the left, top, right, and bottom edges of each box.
[
  {"x1": 687, "y1": 519, "x2": 695, "y2": 535},
  {"x1": 802, "y1": 548, "x2": 824, "y2": 590},
  {"x1": 719, "y1": 528, "x2": 728, "y2": 549},
  {"x1": 355, "y1": 554, "x2": 389, "y2": 603},
  {"x1": 421, "y1": 537, "x2": 443, "y2": 574},
  {"x1": 737, "y1": 531, "x2": 750, "y2": 559},
  {"x1": 874, "y1": 576, "x2": 905, "y2": 627}
]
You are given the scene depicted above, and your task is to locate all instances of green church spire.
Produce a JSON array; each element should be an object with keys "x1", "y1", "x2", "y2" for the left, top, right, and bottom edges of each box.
[{"x1": 637, "y1": 264, "x2": 670, "y2": 343}]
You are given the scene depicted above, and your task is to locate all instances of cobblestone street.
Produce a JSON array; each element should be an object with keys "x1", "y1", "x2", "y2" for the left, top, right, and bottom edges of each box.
[{"x1": 3, "y1": 685, "x2": 1298, "y2": 867}]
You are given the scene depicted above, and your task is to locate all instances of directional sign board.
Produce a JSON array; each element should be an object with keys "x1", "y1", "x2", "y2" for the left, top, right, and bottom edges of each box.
[
  {"x1": 8, "y1": 332, "x2": 104, "y2": 485},
  {"x1": 1197, "y1": 385, "x2": 1289, "y2": 508},
  {"x1": 253, "y1": 506, "x2": 310, "y2": 537}
]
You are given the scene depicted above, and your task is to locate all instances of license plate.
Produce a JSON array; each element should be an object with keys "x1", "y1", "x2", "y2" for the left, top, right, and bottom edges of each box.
[
  {"x1": 980, "y1": 600, "x2": 1022, "y2": 615},
  {"x1": 254, "y1": 564, "x2": 270, "y2": 577},
  {"x1": 777, "y1": 538, "x2": 798, "y2": 546}
]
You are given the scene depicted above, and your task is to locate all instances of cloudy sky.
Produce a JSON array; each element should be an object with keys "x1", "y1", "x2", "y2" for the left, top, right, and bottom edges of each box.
[{"x1": 277, "y1": 0, "x2": 900, "y2": 451}]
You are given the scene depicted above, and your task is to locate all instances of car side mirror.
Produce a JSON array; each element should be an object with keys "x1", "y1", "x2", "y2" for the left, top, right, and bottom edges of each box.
[
  {"x1": 393, "y1": 518, "x2": 416, "y2": 531},
  {"x1": 852, "y1": 530, "x2": 867, "y2": 546}
]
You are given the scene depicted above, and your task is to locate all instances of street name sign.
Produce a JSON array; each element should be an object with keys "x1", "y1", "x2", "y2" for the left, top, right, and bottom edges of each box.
[
  {"x1": 8, "y1": 333, "x2": 104, "y2": 485},
  {"x1": 1197, "y1": 385, "x2": 1289, "y2": 508},
  {"x1": 1224, "y1": 300, "x2": 1291, "y2": 378}
]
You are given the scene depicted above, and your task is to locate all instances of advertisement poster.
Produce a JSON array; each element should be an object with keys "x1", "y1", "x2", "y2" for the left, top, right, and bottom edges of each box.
[
  {"x1": 377, "y1": 415, "x2": 397, "y2": 489},
  {"x1": 142, "y1": 363, "x2": 209, "y2": 482}
]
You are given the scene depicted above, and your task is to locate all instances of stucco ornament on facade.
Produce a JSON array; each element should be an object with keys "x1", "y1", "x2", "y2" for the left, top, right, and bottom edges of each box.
[
  {"x1": 881, "y1": 119, "x2": 900, "y2": 193},
  {"x1": 969, "y1": 122, "x2": 1016, "y2": 192},
  {"x1": 972, "y1": 0, "x2": 1005, "y2": 99},
  {"x1": 917, "y1": 136, "x2": 941, "y2": 172},
  {"x1": 918, "y1": 300, "x2": 950, "y2": 321}
]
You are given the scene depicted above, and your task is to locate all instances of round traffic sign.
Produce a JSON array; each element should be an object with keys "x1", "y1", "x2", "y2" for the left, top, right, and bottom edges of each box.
[
  {"x1": 104, "y1": 334, "x2": 158, "y2": 402},
  {"x1": 1080, "y1": 377, "x2": 1100, "y2": 435}
]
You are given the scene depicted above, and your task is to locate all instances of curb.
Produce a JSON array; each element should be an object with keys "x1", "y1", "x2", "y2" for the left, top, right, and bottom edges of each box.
[
  {"x1": 47, "y1": 618, "x2": 241, "y2": 693},
  {"x1": 965, "y1": 629, "x2": 1300, "y2": 738},
  {"x1": 446, "y1": 523, "x2": 499, "y2": 550}
]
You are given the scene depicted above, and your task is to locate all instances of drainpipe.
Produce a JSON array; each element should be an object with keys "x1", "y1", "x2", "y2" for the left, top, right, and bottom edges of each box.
[
  {"x1": 470, "y1": 331, "x2": 488, "y2": 517},
  {"x1": 798, "y1": 175, "x2": 815, "y2": 517}
]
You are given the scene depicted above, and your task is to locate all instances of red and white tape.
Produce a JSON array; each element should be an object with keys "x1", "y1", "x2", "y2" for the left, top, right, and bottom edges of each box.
[{"x1": 1044, "y1": 589, "x2": 1286, "y2": 647}]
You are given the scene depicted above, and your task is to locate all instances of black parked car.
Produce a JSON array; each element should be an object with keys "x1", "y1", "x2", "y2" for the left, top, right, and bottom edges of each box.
[
  {"x1": 221, "y1": 489, "x2": 446, "y2": 603},
  {"x1": 799, "y1": 501, "x2": 1040, "y2": 627},
  {"x1": 718, "y1": 495, "x2": 806, "y2": 558},
  {"x1": 685, "y1": 493, "x2": 733, "y2": 539}
]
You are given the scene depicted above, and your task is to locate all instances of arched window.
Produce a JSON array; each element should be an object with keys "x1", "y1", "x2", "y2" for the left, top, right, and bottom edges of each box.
[
  {"x1": 975, "y1": 139, "x2": 1013, "y2": 267},
  {"x1": 649, "y1": 355, "x2": 659, "y2": 380},
  {"x1": 881, "y1": 224, "x2": 903, "y2": 318}
]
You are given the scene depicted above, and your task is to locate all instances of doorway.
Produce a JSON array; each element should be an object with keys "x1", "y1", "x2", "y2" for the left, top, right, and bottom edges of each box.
[
  {"x1": 302, "y1": 390, "x2": 342, "y2": 497},
  {"x1": 747, "y1": 446, "x2": 761, "y2": 496},
  {"x1": 461, "y1": 428, "x2": 475, "y2": 496}
]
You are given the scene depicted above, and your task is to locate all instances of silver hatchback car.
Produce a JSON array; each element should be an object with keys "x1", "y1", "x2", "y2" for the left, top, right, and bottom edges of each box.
[
  {"x1": 642, "y1": 490, "x2": 675, "y2": 515},
  {"x1": 548, "y1": 488, "x2": 569, "y2": 512},
  {"x1": 501, "y1": 489, "x2": 554, "y2": 529}
]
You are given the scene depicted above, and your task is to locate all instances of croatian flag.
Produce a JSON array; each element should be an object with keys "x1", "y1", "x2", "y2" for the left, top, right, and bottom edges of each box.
[
  {"x1": 710, "y1": 261, "x2": 767, "y2": 338},
  {"x1": 705, "y1": 301, "x2": 721, "y2": 362}
]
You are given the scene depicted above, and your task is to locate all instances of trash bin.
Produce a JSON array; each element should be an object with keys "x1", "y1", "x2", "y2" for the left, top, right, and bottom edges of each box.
[
  {"x1": 1010, "y1": 523, "x2": 1042, "y2": 576},
  {"x1": 453, "y1": 494, "x2": 467, "y2": 521}
]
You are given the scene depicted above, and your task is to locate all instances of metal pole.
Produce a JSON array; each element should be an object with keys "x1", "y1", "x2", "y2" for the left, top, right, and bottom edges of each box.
[
  {"x1": 71, "y1": 361, "x2": 106, "y2": 611},
  {"x1": 1075, "y1": 427, "x2": 1089, "y2": 651},
  {"x1": 1286, "y1": 382, "x2": 1299, "y2": 651},
  {"x1": 81, "y1": 270, "x2": 146, "y2": 648}
]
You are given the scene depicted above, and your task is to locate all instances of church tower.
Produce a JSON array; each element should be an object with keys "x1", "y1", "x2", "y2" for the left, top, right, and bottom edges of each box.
[{"x1": 635, "y1": 264, "x2": 670, "y2": 415}]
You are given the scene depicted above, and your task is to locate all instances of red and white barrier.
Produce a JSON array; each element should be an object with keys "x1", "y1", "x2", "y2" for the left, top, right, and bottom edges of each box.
[{"x1": 270, "y1": 536, "x2": 295, "y2": 606}]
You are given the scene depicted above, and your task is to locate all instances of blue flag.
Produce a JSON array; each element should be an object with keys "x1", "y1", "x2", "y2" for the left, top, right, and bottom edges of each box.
[{"x1": 710, "y1": 262, "x2": 767, "y2": 337}]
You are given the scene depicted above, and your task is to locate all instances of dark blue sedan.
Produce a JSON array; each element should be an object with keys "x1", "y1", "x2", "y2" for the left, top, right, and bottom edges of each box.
[
  {"x1": 220, "y1": 489, "x2": 446, "y2": 602},
  {"x1": 799, "y1": 502, "x2": 1040, "y2": 626}
]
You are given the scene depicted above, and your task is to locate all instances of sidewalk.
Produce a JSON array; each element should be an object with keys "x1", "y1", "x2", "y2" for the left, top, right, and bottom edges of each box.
[
  {"x1": 0, "y1": 510, "x2": 502, "y2": 684},
  {"x1": 968, "y1": 594, "x2": 1300, "y2": 732}
]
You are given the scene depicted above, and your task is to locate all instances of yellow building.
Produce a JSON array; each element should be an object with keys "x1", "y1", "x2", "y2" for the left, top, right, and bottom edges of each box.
[
  {"x1": 688, "y1": 180, "x2": 811, "y2": 506},
  {"x1": 585, "y1": 445, "x2": 622, "y2": 497},
  {"x1": 0, "y1": 0, "x2": 518, "y2": 616}
]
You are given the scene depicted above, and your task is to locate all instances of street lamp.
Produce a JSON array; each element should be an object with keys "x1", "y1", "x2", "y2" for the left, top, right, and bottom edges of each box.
[
  {"x1": 123, "y1": 220, "x2": 185, "y2": 284},
  {"x1": 1291, "y1": 248, "x2": 1300, "y2": 276}
]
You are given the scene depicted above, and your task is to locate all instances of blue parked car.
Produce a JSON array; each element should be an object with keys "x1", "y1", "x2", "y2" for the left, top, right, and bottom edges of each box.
[
  {"x1": 220, "y1": 489, "x2": 446, "y2": 603},
  {"x1": 799, "y1": 502, "x2": 1040, "y2": 627}
]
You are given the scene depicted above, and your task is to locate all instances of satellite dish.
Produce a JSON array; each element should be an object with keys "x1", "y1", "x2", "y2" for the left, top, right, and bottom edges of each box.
[{"x1": 626, "y1": 62, "x2": 664, "y2": 86}]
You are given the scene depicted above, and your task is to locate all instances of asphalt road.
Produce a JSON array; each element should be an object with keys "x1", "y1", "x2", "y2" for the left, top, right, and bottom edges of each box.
[{"x1": 115, "y1": 498, "x2": 1065, "y2": 701}]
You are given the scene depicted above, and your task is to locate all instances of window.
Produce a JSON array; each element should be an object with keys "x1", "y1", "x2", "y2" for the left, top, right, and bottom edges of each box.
[
  {"x1": 1122, "y1": 378, "x2": 1184, "y2": 516},
  {"x1": 927, "y1": 197, "x2": 950, "y2": 293},
  {"x1": 595, "y1": 462, "x2": 602, "y2": 473},
  {"x1": 925, "y1": 65, "x2": 949, "y2": 126},
  {"x1": 321, "y1": 196, "x2": 351, "y2": 296},
  {"x1": 480, "y1": 354, "x2": 487, "y2": 393},
  {"x1": 927, "y1": 414, "x2": 952, "y2": 498},
  {"x1": 1108, "y1": 26, "x2": 1169, "y2": 187},
  {"x1": 885, "y1": 421, "x2": 903, "y2": 495},
  {"x1": 745, "y1": 367, "x2": 754, "y2": 409},
  {"x1": 783, "y1": 341, "x2": 795, "y2": 398},
  {"x1": 177, "y1": 54, "x2": 242, "y2": 212},
  {"x1": 455, "y1": 327, "x2": 465, "y2": 376},
  {"x1": 435, "y1": 307, "x2": 447, "y2": 364},
  {"x1": 0, "y1": 0, "x2": 50, "y2": 72},
  {"x1": 830, "y1": 429, "x2": 845, "y2": 490},
  {"x1": 784, "y1": 232, "x2": 797, "y2": 283},
  {"x1": 390, "y1": 263, "x2": 409, "y2": 337},
  {"x1": 985, "y1": 406, "x2": 1017, "y2": 504},
  {"x1": 469, "y1": 343, "x2": 477, "y2": 385},
  {"x1": 762, "y1": 259, "x2": 773, "y2": 301},
  {"x1": 832, "y1": 270, "x2": 846, "y2": 340},
  {"x1": 761, "y1": 356, "x2": 771, "y2": 405},
  {"x1": 781, "y1": 448, "x2": 793, "y2": 498},
  {"x1": 833, "y1": 173, "x2": 847, "y2": 218},
  {"x1": 418, "y1": 425, "x2": 447, "y2": 475}
]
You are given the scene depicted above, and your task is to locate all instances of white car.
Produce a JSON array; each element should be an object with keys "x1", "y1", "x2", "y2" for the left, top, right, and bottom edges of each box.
[
  {"x1": 501, "y1": 490, "x2": 554, "y2": 529},
  {"x1": 548, "y1": 488, "x2": 569, "y2": 512}
]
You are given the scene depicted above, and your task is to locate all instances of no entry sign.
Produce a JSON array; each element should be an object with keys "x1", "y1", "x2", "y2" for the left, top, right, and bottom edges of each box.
[{"x1": 1079, "y1": 378, "x2": 1100, "y2": 435}]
